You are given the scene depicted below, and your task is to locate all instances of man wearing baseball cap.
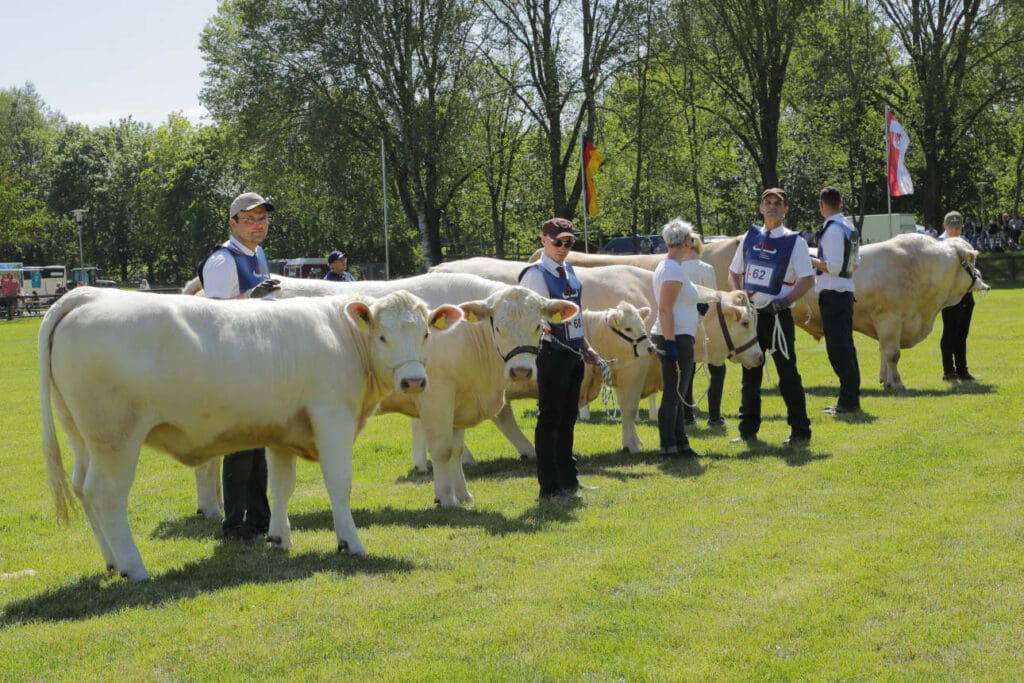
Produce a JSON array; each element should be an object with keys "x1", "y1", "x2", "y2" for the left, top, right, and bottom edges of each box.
[
  {"x1": 728, "y1": 187, "x2": 815, "y2": 446},
  {"x1": 519, "y1": 217, "x2": 601, "y2": 501},
  {"x1": 199, "y1": 191, "x2": 280, "y2": 543},
  {"x1": 938, "y1": 210, "x2": 978, "y2": 381},
  {"x1": 324, "y1": 250, "x2": 355, "y2": 282}
]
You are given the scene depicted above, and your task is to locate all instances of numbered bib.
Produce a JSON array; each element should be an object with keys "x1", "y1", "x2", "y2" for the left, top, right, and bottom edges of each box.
[
  {"x1": 567, "y1": 314, "x2": 584, "y2": 339},
  {"x1": 745, "y1": 262, "x2": 775, "y2": 289}
]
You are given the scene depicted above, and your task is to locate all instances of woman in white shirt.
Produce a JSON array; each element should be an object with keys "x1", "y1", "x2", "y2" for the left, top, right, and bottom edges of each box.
[
  {"x1": 651, "y1": 218, "x2": 702, "y2": 458},
  {"x1": 676, "y1": 231, "x2": 727, "y2": 428}
]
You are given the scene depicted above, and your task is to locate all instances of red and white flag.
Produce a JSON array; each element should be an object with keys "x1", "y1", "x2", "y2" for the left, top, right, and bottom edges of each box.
[{"x1": 887, "y1": 111, "x2": 914, "y2": 197}]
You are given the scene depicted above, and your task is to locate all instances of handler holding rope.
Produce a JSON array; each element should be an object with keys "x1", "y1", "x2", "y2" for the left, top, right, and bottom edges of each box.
[
  {"x1": 728, "y1": 188, "x2": 815, "y2": 447},
  {"x1": 519, "y1": 218, "x2": 601, "y2": 501},
  {"x1": 651, "y1": 219, "x2": 702, "y2": 459}
]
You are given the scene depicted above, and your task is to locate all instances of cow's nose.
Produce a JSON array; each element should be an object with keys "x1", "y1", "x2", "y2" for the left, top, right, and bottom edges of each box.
[
  {"x1": 400, "y1": 376, "x2": 427, "y2": 393},
  {"x1": 509, "y1": 367, "x2": 533, "y2": 381}
]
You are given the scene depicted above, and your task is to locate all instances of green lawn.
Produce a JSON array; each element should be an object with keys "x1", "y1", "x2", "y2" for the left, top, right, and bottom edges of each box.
[{"x1": 2, "y1": 288, "x2": 1022, "y2": 679}]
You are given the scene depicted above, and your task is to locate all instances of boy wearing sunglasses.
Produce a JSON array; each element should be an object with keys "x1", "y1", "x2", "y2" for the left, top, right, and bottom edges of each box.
[{"x1": 519, "y1": 218, "x2": 601, "y2": 501}]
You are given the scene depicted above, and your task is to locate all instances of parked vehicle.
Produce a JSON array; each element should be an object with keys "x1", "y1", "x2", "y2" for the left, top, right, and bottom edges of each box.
[{"x1": 600, "y1": 234, "x2": 667, "y2": 255}]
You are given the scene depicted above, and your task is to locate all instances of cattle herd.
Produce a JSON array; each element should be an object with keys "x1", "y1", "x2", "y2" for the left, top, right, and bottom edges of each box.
[{"x1": 38, "y1": 233, "x2": 988, "y2": 581}]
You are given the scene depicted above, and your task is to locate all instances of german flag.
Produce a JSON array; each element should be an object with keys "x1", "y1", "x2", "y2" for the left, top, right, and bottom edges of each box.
[{"x1": 583, "y1": 136, "x2": 603, "y2": 216}]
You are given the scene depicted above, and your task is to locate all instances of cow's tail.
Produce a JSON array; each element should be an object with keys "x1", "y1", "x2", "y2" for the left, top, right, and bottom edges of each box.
[{"x1": 38, "y1": 293, "x2": 86, "y2": 525}]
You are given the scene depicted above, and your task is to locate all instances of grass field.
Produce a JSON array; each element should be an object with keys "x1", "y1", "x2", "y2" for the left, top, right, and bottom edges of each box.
[{"x1": 2, "y1": 288, "x2": 1022, "y2": 679}]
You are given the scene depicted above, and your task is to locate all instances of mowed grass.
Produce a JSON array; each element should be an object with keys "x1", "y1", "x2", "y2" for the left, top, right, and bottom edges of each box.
[{"x1": 1, "y1": 288, "x2": 1022, "y2": 679}]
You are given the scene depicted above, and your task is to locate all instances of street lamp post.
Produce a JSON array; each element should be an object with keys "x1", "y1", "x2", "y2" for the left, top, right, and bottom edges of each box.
[{"x1": 70, "y1": 209, "x2": 87, "y2": 280}]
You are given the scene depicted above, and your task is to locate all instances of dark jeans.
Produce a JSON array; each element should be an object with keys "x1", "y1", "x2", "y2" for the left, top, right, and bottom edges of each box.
[
  {"x1": 739, "y1": 308, "x2": 811, "y2": 440},
  {"x1": 940, "y1": 292, "x2": 974, "y2": 376},
  {"x1": 534, "y1": 344, "x2": 585, "y2": 497},
  {"x1": 222, "y1": 448, "x2": 271, "y2": 535},
  {"x1": 3, "y1": 296, "x2": 15, "y2": 320},
  {"x1": 819, "y1": 289, "x2": 861, "y2": 410},
  {"x1": 685, "y1": 363, "x2": 725, "y2": 423},
  {"x1": 653, "y1": 334, "x2": 695, "y2": 452}
]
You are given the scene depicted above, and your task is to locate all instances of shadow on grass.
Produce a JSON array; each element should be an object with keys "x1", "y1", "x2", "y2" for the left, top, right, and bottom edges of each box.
[
  {"x1": 0, "y1": 545, "x2": 415, "y2": 626},
  {"x1": 803, "y1": 383, "x2": 995, "y2": 398},
  {"x1": 704, "y1": 440, "x2": 831, "y2": 466}
]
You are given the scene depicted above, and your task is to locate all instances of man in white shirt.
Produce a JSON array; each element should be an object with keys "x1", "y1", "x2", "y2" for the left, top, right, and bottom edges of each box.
[
  {"x1": 810, "y1": 187, "x2": 861, "y2": 414},
  {"x1": 728, "y1": 187, "x2": 815, "y2": 446}
]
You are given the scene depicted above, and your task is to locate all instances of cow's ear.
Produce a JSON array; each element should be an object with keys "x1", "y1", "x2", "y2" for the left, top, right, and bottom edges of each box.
[
  {"x1": 638, "y1": 306, "x2": 652, "y2": 321},
  {"x1": 459, "y1": 301, "x2": 491, "y2": 324},
  {"x1": 544, "y1": 300, "x2": 579, "y2": 323},
  {"x1": 722, "y1": 302, "x2": 744, "y2": 321},
  {"x1": 428, "y1": 305, "x2": 463, "y2": 332},
  {"x1": 345, "y1": 300, "x2": 373, "y2": 330}
]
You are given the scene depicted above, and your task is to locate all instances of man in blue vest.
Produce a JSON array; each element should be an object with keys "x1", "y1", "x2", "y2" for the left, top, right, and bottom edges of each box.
[
  {"x1": 810, "y1": 186, "x2": 861, "y2": 414},
  {"x1": 324, "y1": 250, "x2": 356, "y2": 282},
  {"x1": 728, "y1": 188, "x2": 815, "y2": 446},
  {"x1": 519, "y1": 217, "x2": 601, "y2": 500},
  {"x1": 201, "y1": 192, "x2": 280, "y2": 542}
]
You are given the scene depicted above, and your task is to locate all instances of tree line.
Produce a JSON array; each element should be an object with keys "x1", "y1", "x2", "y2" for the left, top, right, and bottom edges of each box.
[{"x1": 2, "y1": 0, "x2": 1023, "y2": 285}]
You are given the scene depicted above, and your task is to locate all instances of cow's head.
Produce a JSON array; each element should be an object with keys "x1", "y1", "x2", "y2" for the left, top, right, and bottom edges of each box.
[
  {"x1": 460, "y1": 286, "x2": 579, "y2": 381},
  {"x1": 605, "y1": 302, "x2": 655, "y2": 358},
  {"x1": 346, "y1": 291, "x2": 463, "y2": 394},
  {"x1": 950, "y1": 239, "x2": 991, "y2": 295},
  {"x1": 698, "y1": 289, "x2": 763, "y2": 368}
]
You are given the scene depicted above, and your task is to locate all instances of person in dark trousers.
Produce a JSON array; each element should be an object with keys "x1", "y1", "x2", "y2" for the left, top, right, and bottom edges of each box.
[
  {"x1": 727, "y1": 187, "x2": 815, "y2": 446},
  {"x1": 938, "y1": 210, "x2": 978, "y2": 382},
  {"x1": 519, "y1": 218, "x2": 601, "y2": 501},
  {"x1": 651, "y1": 218, "x2": 702, "y2": 458},
  {"x1": 200, "y1": 192, "x2": 280, "y2": 542},
  {"x1": 810, "y1": 186, "x2": 861, "y2": 414}
]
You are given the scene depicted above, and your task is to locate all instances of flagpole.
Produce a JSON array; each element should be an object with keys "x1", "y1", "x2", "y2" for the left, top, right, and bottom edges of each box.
[
  {"x1": 580, "y1": 131, "x2": 590, "y2": 253},
  {"x1": 885, "y1": 106, "x2": 893, "y2": 237},
  {"x1": 381, "y1": 138, "x2": 390, "y2": 280}
]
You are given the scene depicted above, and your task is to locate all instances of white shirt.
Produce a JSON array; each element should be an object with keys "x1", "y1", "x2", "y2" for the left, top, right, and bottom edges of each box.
[
  {"x1": 202, "y1": 236, "x2": 253, "y2": 299},
  {"x1": 814, "y1": 213, "x2": 856, "y2": 293},
  {"x1": 729, "y1": 225, "x2": 814, "y2": 309},
  {"x1": 651, "y1": 258, "x2": 700, "y2": 337},
  {"x1": 518, "y1": 253, "x2": 565, "y2": 297},
  {"x1": 680, "y1": 257, "x2": 716, "y2": 290}
]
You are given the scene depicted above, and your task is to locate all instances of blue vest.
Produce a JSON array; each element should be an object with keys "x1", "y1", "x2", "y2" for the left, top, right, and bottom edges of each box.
[
  {"x1": 815, "y1": 216, "x2": 857, "y2": 278},
  {"x1": 198, "y1": 242, "x2": 270, "y2": 292},
  {"x1": 741, "y1": 225, "x2": 798, "y2": 295},
  {"x1": 521, "y1": 262, "x2": 585, "y2": 350}
]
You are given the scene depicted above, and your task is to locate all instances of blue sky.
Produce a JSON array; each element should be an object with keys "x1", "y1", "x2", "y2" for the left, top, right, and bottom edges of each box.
[{"x1": 1, "y1": 0, "x2": 220, "y2": 127}]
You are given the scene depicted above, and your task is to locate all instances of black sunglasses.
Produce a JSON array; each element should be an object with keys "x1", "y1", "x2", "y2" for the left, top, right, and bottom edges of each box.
[{"x1": 549, "y1": 237, "x2": 575, "y2": 248}]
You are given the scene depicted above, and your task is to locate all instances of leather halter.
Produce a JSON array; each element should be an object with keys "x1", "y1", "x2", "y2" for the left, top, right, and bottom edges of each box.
[
  {"x1": 489, "y1": 317, "x2": 540, "y2": 363},
  {"x1": 609, "y1": 326, "x2": 650, "y2": 357},
  {"x1": 715, "y1": 301, "x2": 758, "y2": 359},
  {"x1": 958, "y1": 257, "x2": 980, "y2": 291}
]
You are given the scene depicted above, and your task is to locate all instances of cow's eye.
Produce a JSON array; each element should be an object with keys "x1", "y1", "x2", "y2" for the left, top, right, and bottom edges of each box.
[
  {"x1": 422, "y1": 332, "x2": 428, "y2": 341},
  {"x1": 379, "y1": 335, "x2": 387, "y2": 343}
]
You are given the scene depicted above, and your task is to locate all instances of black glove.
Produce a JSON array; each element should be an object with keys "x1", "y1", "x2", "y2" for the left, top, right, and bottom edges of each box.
[
  {"x1": 769, "y1": 296, "x2": 790, "y2": 314},
  {"x1": 248, "y1": 279, "x2": 281, "y2": 299},
  {"x1": 662, "y1": 339, "x2": 679, "y2": 361},
  {"x1": 696, "y1": 302, "x2": 710, "y2": 317}
]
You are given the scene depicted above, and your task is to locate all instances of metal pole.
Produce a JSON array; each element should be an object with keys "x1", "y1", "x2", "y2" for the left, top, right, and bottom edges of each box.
[
  {"x1": 580, "y1": 132, "x2": 590, "y2": 253},
  {"x1": 885, "y1": 107, "x2": 893, "y2": 237},
  {"x1": 381, "y1": 139, "x2": 390, "y2": 280},
  {"x1": 71, "y1": 209, "x2": 87, "y2": 281}
]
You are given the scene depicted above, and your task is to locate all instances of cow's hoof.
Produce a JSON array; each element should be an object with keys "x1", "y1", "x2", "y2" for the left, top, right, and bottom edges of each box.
[
  {"x1": 106, "y1": 564, "x2": 117, "y2": 573},
  {"x1": 457, "y1": 492, "x2": 474, "y2": 504},
  {"x1": 519, "y1": 452, "x2": 536, "y2": 461},
  {"x1": 337, "y1": 541, "x2": 367, "y2": 556},
  {"x1": 121, "y1": 569, "x2": 151, "y2": 582}
]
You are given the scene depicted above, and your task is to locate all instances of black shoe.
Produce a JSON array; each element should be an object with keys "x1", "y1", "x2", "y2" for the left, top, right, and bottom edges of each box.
[
  {"x1": 942, "y1": 373, "x2": 958, "y2": 382},
  {"x1": 957, "y1": 372, "x2": 979, "y2": 381},
  {"x1": 783, "y1": 435, "x2": 811, "y2": 447},
  {"x1": 707, "y1": 418, "x2": 727, "y2": 428},
  {"x1": 683, "y1": 416, "x2": 696, "y2": 426},
  {"x1": 222, "y1": 526, "x2": 257, "y2": 544},
  {"x1": 677, "y1": 447, "x2": 700, "y2": 459}
]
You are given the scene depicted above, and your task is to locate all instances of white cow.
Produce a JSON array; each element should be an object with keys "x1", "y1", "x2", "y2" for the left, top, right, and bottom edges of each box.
[
  {"x1": 40, "y1": 287, "x2": 462, "y2": 581},
  {"x1": 431, "y1": 258, "x2": 762, "y2": 453},
  {"x1": 188, "y1": 273, "x2": 577, "y2": 508}
]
